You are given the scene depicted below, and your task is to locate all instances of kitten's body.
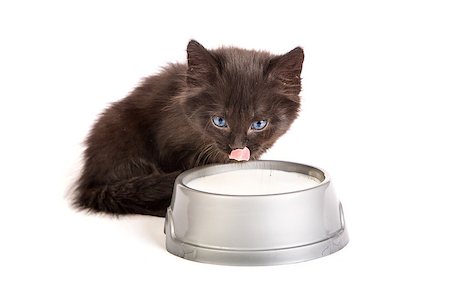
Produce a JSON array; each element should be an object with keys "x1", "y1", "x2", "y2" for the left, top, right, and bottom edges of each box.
[{"x1": 74, "y1": 41, "x2": 304, "y2": 217}]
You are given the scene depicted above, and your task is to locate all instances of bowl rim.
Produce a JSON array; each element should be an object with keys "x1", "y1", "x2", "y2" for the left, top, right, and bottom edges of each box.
[{"x1": 176, "y1": 160, "x2": 331, "y2": 198}]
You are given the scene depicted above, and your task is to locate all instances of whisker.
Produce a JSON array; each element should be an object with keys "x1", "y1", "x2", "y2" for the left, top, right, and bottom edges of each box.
[{"x1": 194, "y1": 143, "x2": 214, "y2": 167}]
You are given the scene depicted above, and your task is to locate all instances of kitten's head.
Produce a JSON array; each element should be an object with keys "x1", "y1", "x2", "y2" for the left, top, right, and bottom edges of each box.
[{"x1": 181, "y1": 40, "x2": 304, "y2": 162}]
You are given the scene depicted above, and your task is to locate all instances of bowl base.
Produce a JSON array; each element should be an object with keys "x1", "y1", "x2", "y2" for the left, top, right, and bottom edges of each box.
[{"x1": 165, "y1": 208, "x2": 349, "y2": 266}]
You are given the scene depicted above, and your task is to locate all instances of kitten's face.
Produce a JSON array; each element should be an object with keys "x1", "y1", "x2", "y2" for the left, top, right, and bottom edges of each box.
[{"x1": 182, "y1": 41, "x2": 304, "y2": 162}]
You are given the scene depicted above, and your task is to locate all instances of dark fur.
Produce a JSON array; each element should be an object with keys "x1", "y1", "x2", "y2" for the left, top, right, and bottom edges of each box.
[{"x1": 73, "y1": 40, "x2": 304, "y2": 217}]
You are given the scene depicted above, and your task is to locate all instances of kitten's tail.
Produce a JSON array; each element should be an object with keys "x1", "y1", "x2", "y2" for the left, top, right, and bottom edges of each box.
[{"x1": 72, "y1": 172, "x2": 180, "y2": 217}]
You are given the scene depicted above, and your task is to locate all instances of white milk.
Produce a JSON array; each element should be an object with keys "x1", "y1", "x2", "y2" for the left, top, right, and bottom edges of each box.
[{"x1": 187, "y1": 169, "x2": 321, "y2": 195}]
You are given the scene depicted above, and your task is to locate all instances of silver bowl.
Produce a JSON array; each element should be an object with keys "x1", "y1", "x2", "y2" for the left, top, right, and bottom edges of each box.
[{"x1": 164, "y1": 160, "x2": 349, "y2": 266}]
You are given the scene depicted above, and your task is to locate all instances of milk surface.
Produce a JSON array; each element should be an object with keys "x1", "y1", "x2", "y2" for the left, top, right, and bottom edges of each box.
[{"x1": 187, "y1": 169, "x2": 321, "y2": 195}]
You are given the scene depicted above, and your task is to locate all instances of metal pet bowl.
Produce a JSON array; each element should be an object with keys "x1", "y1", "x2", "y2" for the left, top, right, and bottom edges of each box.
[{"x1": 164, "y1": 160, "x2": 349, "y2": 266}]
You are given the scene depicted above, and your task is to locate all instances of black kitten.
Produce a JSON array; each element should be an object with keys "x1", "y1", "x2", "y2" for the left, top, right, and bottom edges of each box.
[{"x1": 73, "y1": 40, "x2": 304, "y2": 217}]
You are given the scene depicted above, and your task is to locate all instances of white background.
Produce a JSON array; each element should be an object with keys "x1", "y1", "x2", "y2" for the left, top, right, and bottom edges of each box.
[{"x1": 1, "y1": 0, "x2": 449, "y2": 299}]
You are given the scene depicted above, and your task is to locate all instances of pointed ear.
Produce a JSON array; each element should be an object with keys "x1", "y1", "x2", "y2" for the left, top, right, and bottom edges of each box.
[
  {"x1": 266, "y1": 47, "x2": 304, "y2": 94},
  {"x1": 186, "y1": 40, "x2": 219, "y2": 86}
]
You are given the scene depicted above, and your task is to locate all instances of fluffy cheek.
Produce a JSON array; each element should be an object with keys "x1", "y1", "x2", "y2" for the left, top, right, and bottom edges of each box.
[
  {"x1": 188, "y1": 117, "x2": 225, "y2": 147},
  {"x1": 248, "y1": 131, "x2": 276, "y2": 157},
  {"x1": 207, "y1": 128, "x2": 230, "y2": 150}
]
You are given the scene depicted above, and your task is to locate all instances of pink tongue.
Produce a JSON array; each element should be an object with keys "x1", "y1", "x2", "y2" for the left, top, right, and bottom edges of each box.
[{"x1": 229, "y1": 147, "x2": 251, "y2": 161}]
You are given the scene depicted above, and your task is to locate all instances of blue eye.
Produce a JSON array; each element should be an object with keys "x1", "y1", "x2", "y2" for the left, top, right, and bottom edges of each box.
[
  {"x1": 212, "y1": 116, "x2": 228, "y2": 128},
  {"x1": 251, "y1": 120, "x2": 268, "y2": 130}
]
